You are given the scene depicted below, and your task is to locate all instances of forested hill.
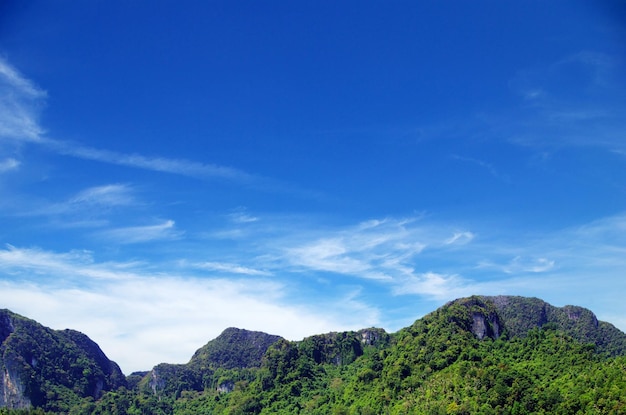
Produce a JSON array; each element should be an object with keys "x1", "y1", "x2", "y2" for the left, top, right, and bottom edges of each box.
[
  {"x1": 0, "y1": 309, "x2": 126, "y2": 413},
  {"x1": 2, "y1": 296, "x2": 626, "y2": 414},
  {"x1": 480, "y1": 295, "x2": 626, "y2": 356}
]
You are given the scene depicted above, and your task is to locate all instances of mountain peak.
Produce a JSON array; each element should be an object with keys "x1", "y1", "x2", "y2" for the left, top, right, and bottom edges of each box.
[
  {"x1": 477, "y1": 295, "x2": 626, "y2": 355},
  {"x1": 189, "y1": 327, "x2": 283, "y2": 370}
]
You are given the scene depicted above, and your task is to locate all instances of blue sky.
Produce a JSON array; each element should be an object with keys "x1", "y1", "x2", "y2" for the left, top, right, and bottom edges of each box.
[{"x1": 1, "y1": 1, "x2": 625, "y2": 373}]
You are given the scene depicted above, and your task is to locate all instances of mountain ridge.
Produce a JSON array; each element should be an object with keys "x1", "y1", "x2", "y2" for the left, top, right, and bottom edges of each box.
[{"x1": 1, "y1": 295, "x2": 626, "y2": 413}]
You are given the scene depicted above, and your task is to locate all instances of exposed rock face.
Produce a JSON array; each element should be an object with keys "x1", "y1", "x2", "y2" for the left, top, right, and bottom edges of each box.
[
  {"x1": 145, "y1": 363, "x2": 199, "y2": 397},
  {"x1": 358, "y1": 328, "x2": 389, "y2": 347},
  {"x1": 1, "y1": 358, "x2": 31, "y2": 409},
  {"x1": 445, "y1": 296, "x2": 502, "y2": 341},
  {"x1": 471, "y1": 312, "x2": 501, "y2": 340},
  {"x1": 217, "y1": 380, "x2": 234, "y2": 393},
  {"x1": 298, "y1": 328, "x2": 390, "y2": 367},
  {"x1": 0, "y1": 312, "x2": 29, "y2": 408}
]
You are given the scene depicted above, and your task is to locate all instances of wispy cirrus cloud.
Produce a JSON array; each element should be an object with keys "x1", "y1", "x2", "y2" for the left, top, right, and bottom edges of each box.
[
  {"x1": 98, "y1": 219, "x2": 182, "y2": 244},
  {"x1": 68, "y1": 183, "x2": 135, "y2": 207},
  {"x1": 42, "y1": 139, "x2": 256, "y2": 183},
  {"x1": 506, "y1": 51, "x2": 626, "y2": 153},
  {"x1": 282, "y1": 217, "x2": 473, "y2": 283},
  {"x1": 0, "y1": 58, "x2": 46, "y2": 143},
  {"x1": 0, "y1": 157, "x2": 20, "y2": 173},
  {"x1": 11, "y1": 183, "x2": 137, "y2": 223},
  {"x1": 271, "y1": 212, "x2": 626, "y2": 310},
  {"x1": 228, "y1": 207, "x2": 259, "y2": 224},
  {"x1": 0, "y1": 57, "x2": 271, "y2": 188},
  {"x1": 450, "y1": 154, "x2": 510, "y2": 183},
  {"x1": 445, "y1": 231, "x2": 475, "y2": 245},
  {"x1": 192, "y1": 261, "x2": 271, "y2": 276}
]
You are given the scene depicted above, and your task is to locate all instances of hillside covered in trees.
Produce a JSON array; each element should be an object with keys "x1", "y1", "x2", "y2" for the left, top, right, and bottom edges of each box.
[{"x1": 2, "y1": 296, "x2": 626, "y2": 414}]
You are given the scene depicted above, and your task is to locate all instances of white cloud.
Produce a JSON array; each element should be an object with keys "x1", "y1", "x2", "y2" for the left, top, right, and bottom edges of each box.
[
  {"x1": 0, "y1": 59, "x2": 46, "y2": 99},
  {"x1": 283, "y1": 217, "x2": 475, "y2": 284},
  {"x1": 228, "y1": 209, "x2": 259, "y2": 224},
  {"x1": 44, "y1": 140, "x2": 255, "y2": 182},
  {"x1": 0, "y1": 58, "x2": 46, "y2": 142},
  {"x1": 287, "y1": 237, "x2": 376, "y2": 277},
  {"x1": 393, "y1": 272, "x2": 467, "y2": 299},
  {"x1": 1, "y1": 183, "x2": 138, "y2": 230},
  {"x1": 69, "y1": 184, "x2": 135, "y2": 207},
  {"x1": 192, "y1": 261, "x2": 271, "y2": 276},
  {"x1": 0, "y1": 158, "x2": 20, "y2": 173},
  {"x1": 98, "y1": 220, "x2": 182, "y2": 244},
  {"x1": 477, "y1": 256, "x2": 556, "y2": 274},
  {"x1": 445, "y1": 231, "x2": 475, "y2": 245},
  {"x1": 0, "y1": 245, "x2": 140, "y2": 281}
]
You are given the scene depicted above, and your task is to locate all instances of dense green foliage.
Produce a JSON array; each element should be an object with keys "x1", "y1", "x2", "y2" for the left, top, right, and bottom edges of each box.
[
  {"x1": 189, "y1": 328, "x2": 283, "y2": 371},
  {"x1": 0, "y1": 310, "x2": 125, "y2": 413},
  {"x1": 2, "y1": 297, "x2": 626, "y2": 414},
  {"x1": 482, "y1": 296, "x2": 626, "y2": 356}
]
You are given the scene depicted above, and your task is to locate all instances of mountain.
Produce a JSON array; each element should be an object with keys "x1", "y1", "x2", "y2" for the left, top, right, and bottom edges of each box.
[
  {"x1": 140, "y1": 328, "x2": 283, "y2": 398},
  {"x1": 0, "y1": 309, "x2": 126, "y2": 412},
  {"x1": 1, "y1": 296, "x2": 626, "y2": 414},
  {"x1": 480, "y1": 295, "x2": 626, "y2": 356},
  {"x1": 189, "y1": 327, "x2": 284, "y2": 370}
]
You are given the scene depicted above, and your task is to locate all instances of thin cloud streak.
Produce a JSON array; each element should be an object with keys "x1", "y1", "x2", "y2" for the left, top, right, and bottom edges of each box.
[
  {"x1": 505, "y1": 51, "x2": 626, "y2": 153},
  {"x1": 11, "y1": 183, "x2": 137, "y2": 221},
  {"x1": 98, "y1": 220, "x2": 182, "y2": 244},
  {"x1": 193, "y1": 261, "x2": 272, "y2": 276},
  {"x1": 0, "y1": 58, "x2": 46, "y2": 142},
  {"x1": 0, "y1": 57, "x2": 280, "y2": 189},
  {"x1": 69, "y1": 184, "x2": 135, "y2": 207},
  {"x1": 42, "y1": 138, "x2": 255, "y2": 182}
]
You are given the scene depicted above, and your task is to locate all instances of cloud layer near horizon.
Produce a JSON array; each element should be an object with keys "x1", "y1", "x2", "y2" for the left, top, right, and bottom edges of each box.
[{"x1": 1, "y1": 209, "x2": 625, "y2": 372}]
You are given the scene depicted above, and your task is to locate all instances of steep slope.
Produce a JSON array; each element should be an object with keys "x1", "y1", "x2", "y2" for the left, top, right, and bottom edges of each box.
[
  {"x1": 0, "y1": 309, "x2": 126, "y2": 412},
  {"x1": 481, "y1": 295, "x2": 626, "y2": 355}
]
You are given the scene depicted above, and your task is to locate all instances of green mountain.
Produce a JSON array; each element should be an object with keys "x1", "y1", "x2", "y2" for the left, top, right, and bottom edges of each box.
[
  {"x1": 481, "y1": 295, "x2": 626, "y2": 356},
  {"x1": 1, "y1": 296, "x2": 626, "y2": 414},
  {"x1": 139, "y1": 328, "x2": 283, "y2": 398},
  {"x1": 0, "y1": 309, "x2": 126, "y2": 413}
]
